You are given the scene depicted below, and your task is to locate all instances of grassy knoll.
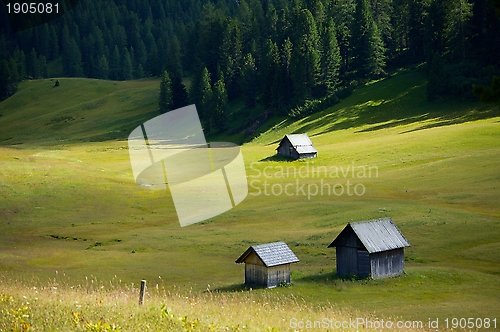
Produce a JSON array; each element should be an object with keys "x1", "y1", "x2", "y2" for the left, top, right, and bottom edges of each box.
[{"x1": 1, "y1": 70, "x2": 499, "y2": 330}]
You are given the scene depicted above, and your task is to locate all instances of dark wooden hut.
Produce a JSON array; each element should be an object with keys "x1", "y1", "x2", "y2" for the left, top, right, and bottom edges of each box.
[
  {"x1": 276, "y1": 134, "x2": 317, "y2": 159},
  {"x1": 235, "y1": 241, "x2": 299, "y2": 288},
  {"x1": 328, "y1": 218, "x2": 410, "y2": 279}
]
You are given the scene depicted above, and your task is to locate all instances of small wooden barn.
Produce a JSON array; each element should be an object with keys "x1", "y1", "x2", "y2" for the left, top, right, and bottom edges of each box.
[
  {"x1": 235, "y1": 241, "x2": 299, "y2": 288},
  {"x1": 276, "y1": 134, "x2": 317, "y2": 159},
  {"x1": 328, "y1": 218, "x2": 410, "y2": 279}
]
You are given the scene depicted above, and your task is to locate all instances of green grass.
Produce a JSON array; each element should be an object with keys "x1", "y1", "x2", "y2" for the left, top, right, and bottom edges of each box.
[
  {"x1": 1, "y1": 70, "x2": 499, "y2": 330},
  {"x1": 0, "y1": 78, "x2": 160, "y2": 145}
]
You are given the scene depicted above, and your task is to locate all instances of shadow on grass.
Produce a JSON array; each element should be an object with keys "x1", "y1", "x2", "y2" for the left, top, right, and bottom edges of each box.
[
  {"x1": 285, "y1": 71, "x2": 500, "y2": 138},
  {"x1": 259, "y1": 154, "x2": 297, "y2": 162},
  {"x1": 209, "y1": 283, "x2": 253, "y2": 293},
  {"x1": 358, "y1": 107, "x2": 499, "y2": 134},
  {"x1": 297, "y1": 271, "x2": 374, "y2": 286}
]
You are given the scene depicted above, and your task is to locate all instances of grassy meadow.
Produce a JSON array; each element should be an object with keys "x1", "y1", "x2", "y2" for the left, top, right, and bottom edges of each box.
[{"x1": 1, "y1": 70, "x2": 499, "y2": 330}]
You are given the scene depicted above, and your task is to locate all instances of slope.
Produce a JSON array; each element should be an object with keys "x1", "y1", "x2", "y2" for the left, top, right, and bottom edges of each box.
[{"x1": 0, "y1": 70, "x2": 499, "y2": 324}]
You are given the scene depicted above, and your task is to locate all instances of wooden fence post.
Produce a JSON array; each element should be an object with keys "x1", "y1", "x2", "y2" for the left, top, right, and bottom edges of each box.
[{"x1": 139, "y1": 280, "x2": 146, "y2": 305}]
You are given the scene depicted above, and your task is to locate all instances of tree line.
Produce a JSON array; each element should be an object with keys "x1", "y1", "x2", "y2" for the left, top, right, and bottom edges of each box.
[{"x1": 1, "y1": 0, "x2": 499, "y2": 129}]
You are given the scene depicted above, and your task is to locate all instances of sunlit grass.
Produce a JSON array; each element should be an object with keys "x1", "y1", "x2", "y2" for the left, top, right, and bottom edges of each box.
[
  {"x1": 1, "y1": 70, "x2": 499, "y2": 329},
  {"x1": 0, "y1": 275, "x2": 366, "y2": 331}
]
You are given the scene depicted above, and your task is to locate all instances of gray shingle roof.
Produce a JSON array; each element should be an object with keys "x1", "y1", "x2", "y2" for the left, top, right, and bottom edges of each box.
[
  {"x1": 235, "y1": 241, "x2": 300, "y2": 267},
  {"x1": 328, "y1": 217, "x2": 410, "y2": 253},
  {"x1": 286, "y1": 134, "x2": 313, "y2": 147}
]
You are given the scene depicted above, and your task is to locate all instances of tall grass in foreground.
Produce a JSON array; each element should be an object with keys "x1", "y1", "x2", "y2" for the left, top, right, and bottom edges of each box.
[{"x1": 0, "y1": 275, "x2": 426, "y2": 331}]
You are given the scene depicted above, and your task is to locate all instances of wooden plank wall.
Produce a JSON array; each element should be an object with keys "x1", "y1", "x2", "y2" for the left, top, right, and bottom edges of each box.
[
  {"x1": 370, "y1": 248, "x2": 405, "y2": 279},
  {"x1": 277, "y1": 139, "x2": 292, "y2": 158},
  {"x1": 336, "y1": 246, "x2": 358, "y2": 277},
  {"x1": 357, "y1": 249, "x2": 370, "y2": 277},
  {"x1": 266, "y1": 264, "x2": 291, "y2": 288}
]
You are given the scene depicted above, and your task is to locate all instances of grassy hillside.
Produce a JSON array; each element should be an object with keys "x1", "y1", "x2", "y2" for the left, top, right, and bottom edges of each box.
[
  {"x1": 1, "y1": 71, "x2": 499, "y2": 330},
  {"x1": 0, "y1": 78, "x2": 161, "y2": 145}
]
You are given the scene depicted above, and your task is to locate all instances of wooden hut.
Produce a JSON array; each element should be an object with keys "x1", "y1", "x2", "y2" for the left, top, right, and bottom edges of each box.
[
  {"x1": 328, "y1": 218, "x2": 410, "y2": 279},
  {"x1": 276, "y1": 134, "x2": 317, "y2": 159},
  {"x1": 235, "y1": 241, "x2": 299, "y2": 288}
]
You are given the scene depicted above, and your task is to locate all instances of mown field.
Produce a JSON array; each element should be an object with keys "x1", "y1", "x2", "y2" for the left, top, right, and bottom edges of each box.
[{"x1": 1, "y1": 70, "x2": 499, "y2": 330}]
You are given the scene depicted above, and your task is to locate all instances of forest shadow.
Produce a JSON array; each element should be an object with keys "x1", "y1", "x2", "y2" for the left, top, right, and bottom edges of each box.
[
  {"x1": 289, "y1": 73, "x2": 500, "y2": 138},
  {"x1": 358, "y1": 107, "x2": 499, "y2": 134}
]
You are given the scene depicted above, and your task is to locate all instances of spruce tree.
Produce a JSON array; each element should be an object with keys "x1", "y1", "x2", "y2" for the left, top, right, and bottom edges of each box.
[
  {"x1": 122, "y1": 48, "x2": 133, "y2": 80},
  {"x1": 110, "y1": 46, "x2": 121, "y2": 80},
  {"x1": 290, "y1": 8, "x2": 321, "y2": 102},
  {"x1": 351, "y1": 0, "x2": 386, "y2": 79},
  {"x1": 319, "y1": 19, "x2": 341, "y2": 95},
  {"x1": 473, "y1": 76, "x2": 500, "y2": 106},
  {"x1": 27, "y1": 48, "x2": 40, "y2": 79},
  {"x1": 221, "y1": 20, "x2": 244, "y2": 100},
  {"x1": 0, "y1": 60, "x2": 18, "y2": 101},
  {"x1": 242, "y1": 53, "x2": 257, "y2": 108},
  {"x1": 97, "y1": 55, "x2": 109, "y2": 79},
  {"x1": 189, "y1": 65, "x2": 212, "y2": 123},
  {"x1": 171, "y1": 75, "x2": 189, "y2": 110},
  {"x1": 261, "y1": 39, "x2": 280, "y2": 107},
  {"x1": 159, "y1": 70, "x2": 173, "y2": 113},
  {"x1": 281, "y1": 37, "x2": 294, "y2": 107},
  {"x1": 212, "y1": 77, "x2": 228, "y2": 132},
  {"x1": 166, "y1": 36, "x2": 183, "y2": 78},
  {"x1": 446, "y1": 0, "x2": 473, "y2": 62},
  {"x1": 426, "y1": 53, "x2": 445, "y2": 101}
]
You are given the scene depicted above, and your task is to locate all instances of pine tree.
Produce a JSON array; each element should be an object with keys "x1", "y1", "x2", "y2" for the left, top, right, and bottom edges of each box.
[
  {"x1": 319, "y1": 19, "x2": 341, "y2": 95},
  {"x1": 446, "y1": 0, "x2": 473, "y2": 62},
  {"x1": 39, "y1": 55, "x2": 47, "y2": 78},
  {"x1": 212, "y1": 77, "x2": 228, "y2": 132},
  {"x1": 166, "y1": 35, "x2": 183, "y2": 78},
  {"x1": 110, "y1": 46, "x2": 122, "y2": 80},
  {"x1": 242, "y1": 53, "x2": 257, "y2": 107},
  {"x1": 408, "y1": 0, "x2": 427, "y2": 63},
  {"x1": 281, "y1": 37, "x2": 294, "y2": 107},
  {"x1": 332, "y1": 0, "x2": 354, "y2": 75},
  {"x1": 0, "y1": 60, "x2": 18, "y2": 101},
  {"x1": 290, "y1": 8, "x2": 321, "y2": 102},
  {"x1": 136, "y1": 64, "x2": 145, "y2": 79},
  {"x1": 171, "y1": 75, "x2": 189, "y2": 110},
  {"x1": 27, "y1": 48, "x2": 40, "y2": 79},
  {"x1": 97, "y1": 55, "x2": 109, "y2": 80},
  {"x1": 65, "y1": 38, "x2": 83, "y2": 77},
  {"x1": 351, "y1": 0, "x2": 386, "y2": 79},
  {"x1": 426, "y1": 53, "x2": 445, "y2": 101},
  {"x1": 261, "y1": 39, "x2": 280, "y2": 108},
  {"x1": 159, "y1": 70, "x2": 173, "y2": 113},
  {"x1": 122, "y1": 48, "x2": 133, "y2": 80},
  {"x1": 425, "y1": 0, "x2": 447, "y2": 61},
  {"x1": 220, "y1": 20, "x2": 243, "y2": 100},
  {"x1": 473, "y1": 76, "x2": 500, "y2": 106},
  {"x1": 189, "y1": 65, "x2": 212, "y2": 122}
]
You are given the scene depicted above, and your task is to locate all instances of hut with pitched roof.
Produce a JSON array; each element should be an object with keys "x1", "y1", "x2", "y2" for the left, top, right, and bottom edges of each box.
[
  {"x1": 328, "y1": 218, "x2": 411, "y2": 279},
  {"x1": 276, "y1": 134, "x2": 317, "y2": 159},
  {"x1": 235, "y1": 241, "x2": 299, "y2": 288}
]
